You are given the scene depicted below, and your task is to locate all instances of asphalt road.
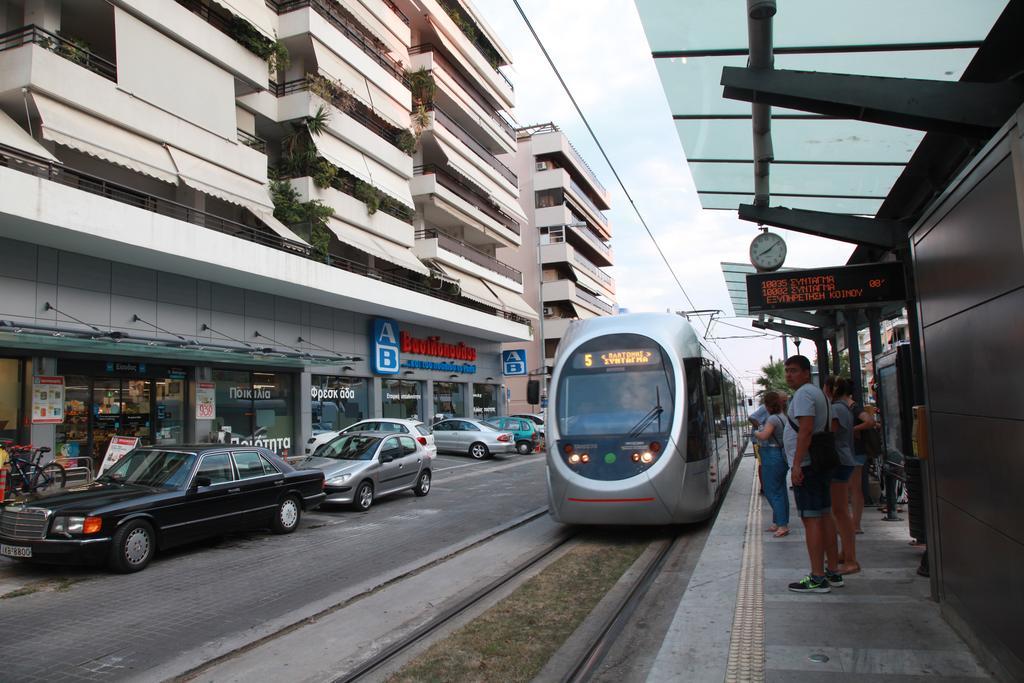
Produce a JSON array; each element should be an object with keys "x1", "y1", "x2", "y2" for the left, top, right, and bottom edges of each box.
[{"x1": 0, "y1": 452, "x2": 547, "y2": 682}]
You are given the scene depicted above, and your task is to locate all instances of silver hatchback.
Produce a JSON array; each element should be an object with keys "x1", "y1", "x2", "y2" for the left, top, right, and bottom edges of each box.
[
  {"x1": 303, "y1": 431, "x2": 431, "y2": 511},
  {"x1": 431, "y1": 418, "x2": 516, "y2": 459}
]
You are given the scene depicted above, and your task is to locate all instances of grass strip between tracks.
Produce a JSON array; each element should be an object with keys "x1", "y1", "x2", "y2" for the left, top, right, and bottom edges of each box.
[{"x1": 386, "y1": 537, "x2": 646, "y2": 683}]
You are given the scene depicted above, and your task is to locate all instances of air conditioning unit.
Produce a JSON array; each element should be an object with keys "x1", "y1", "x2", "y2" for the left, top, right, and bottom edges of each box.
[
  {"x1": 543, "y1": 306, "x2": 553, "y2": 316},
  {"x1": 536, "y1": 161, "x2": 547, "y2": 172}
]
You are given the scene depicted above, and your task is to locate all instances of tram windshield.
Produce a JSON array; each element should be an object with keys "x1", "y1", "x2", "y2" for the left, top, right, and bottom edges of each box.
[{"x1": 556, "y1": 334, "x2": 675, "y2": 437}]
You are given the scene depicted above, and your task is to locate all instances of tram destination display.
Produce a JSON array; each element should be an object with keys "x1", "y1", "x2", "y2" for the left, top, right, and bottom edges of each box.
[
  {"x1": 746, "y1": 262, "x2": 906, "y2": 312},
  {"x1": 572, "y1": 348, "x2": 660, "y2": 369}
]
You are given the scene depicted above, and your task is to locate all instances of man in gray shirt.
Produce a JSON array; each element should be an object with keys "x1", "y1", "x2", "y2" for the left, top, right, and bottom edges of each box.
[{"x1": 783, "y1": 355, "x2": 839, "y2": 593}]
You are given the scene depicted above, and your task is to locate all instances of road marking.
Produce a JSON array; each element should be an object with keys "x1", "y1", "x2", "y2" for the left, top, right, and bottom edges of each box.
[{"x1": 433, "y1": 456, "x2": 543, "y2": 486}]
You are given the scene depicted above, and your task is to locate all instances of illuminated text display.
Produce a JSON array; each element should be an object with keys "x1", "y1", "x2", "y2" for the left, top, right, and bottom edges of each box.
[
  {"x1": 746, "y1": 262, "x2": 906, "y2": 312},
  {"x1": 572, "y1": 349, "x2": 659, "y2": 370}
]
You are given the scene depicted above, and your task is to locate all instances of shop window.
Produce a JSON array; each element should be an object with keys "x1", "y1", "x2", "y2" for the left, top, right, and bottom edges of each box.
[
  {"x1": 311, "y1": 376, "x2": 369, "y2": 432},
  {"x1": 473, "y1": 384, "x2": 498, "y2": 419},
  {"x1": 0, "y1": 359, "x2": 23, "y2": 443},
  {"x1": 382, "y1": 379, "x2": 422, "y2": 420},
  {"x1": 210, "y1": 370, "x2": 294, "y2": 457},
  {"x1": 432, "y1": 381, "x2": 465, "y2": 422}
]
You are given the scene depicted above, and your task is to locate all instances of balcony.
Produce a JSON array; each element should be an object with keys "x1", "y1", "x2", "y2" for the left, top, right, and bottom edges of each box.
[
  {"x1": 529, "y1": 124, "x2": 609, "y2": 202},
  {"x1": 573, "y1": 251, "x2": 614, "y2": 290},
  {"x1": 410, "y1": 44, "x2": 514, "y2": 141},
  {"x1": 237, "y1": 128, "x2": 267, "y2": 153},
  {"x1": 430, "y1": 105, "x2": 517, "y2": 188},
  {"x1": 0, "y1": 144, "x2": 528, "y2": 328},
  {"x1": 548, "y1": 224, "x2": 613, "y2": 266},
  {"x1": 575, "y1": 287, "x2": 615, "y2": 315},
  {"x1": 416, "y1": 228, "x2": 522, "y2": 284},
  {"x1": 273, "y1": 0, "x2": 409, "y2": 87},
  {"x1": 0, "y1": 25, "x2": 116, "y2": 82},
  {"x1": 542, "y1": 278, "x2": 614, "y2": 316},
  {"x1": 437, "y1": 0, "x2": 512, "y2": 91},
  {"x1": 567, "y1": 177, "x2": 609, "y2": 229},
  {"x1": 415, "y1": 164, "x2": 520, "y2": 235},
  {"x1": 382, "y1": 0, "x2": 410, "y2": 25}
]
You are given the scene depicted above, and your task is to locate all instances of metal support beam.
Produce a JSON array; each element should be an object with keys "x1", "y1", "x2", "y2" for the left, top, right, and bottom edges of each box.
[
  {"x1": 753, "y1": 320, "x2": 821, "y2": 341},
  {"x1": 768, "y1": 309, "x2": 834, "y2": 329},
  {"x1": 815, "y1": 338, "x2": 829, "y2": 388},
  {"x1": 739, "y1": 204, "x2": 906, "y2": 249},
  {"x1": 847, "y1": 320, "x2": 863, "y2": 406},
  {"x1": 721, "y1": 67, "x2": 1024, "y2": 138}
]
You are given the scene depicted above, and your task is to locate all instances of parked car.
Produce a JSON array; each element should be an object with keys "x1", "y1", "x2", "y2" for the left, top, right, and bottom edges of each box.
[
  {"x1": 511, "y1": 413, "x2": 545, "y2": 438},
  {"x1": 303, "y1": 432, "x2": 431, "y2": 511},
  {"x1": 0, "y1": 445, "x2": 326, "y2": 573},
  {"x1": 306, "y1": 419, "x2": 437, "y2": 459},
  {"x1": 484, "y1": 417, "x2": 541, "y2": 455},
  {"x1": 431, "y1": 418, "x2": 515, "y2": 459}
]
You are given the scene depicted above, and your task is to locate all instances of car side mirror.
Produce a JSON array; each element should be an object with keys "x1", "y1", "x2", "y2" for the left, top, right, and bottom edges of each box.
[
  {"x1": 193, "y1": 476, "x2": 212, "y2": 489},
  {"x1": 380, "y1": 449, "x2": 400, "y2": 463}
]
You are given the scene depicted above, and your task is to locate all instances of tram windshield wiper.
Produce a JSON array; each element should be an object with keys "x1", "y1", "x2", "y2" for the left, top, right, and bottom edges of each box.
[{"x1": 628, "y1": 386, "x2": 663, "y2": 436}]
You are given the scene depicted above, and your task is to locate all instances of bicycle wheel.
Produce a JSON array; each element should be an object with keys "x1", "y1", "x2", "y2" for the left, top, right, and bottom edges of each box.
[{"x1": 33, "y1": 462, "x2": 66, "y2": 492}]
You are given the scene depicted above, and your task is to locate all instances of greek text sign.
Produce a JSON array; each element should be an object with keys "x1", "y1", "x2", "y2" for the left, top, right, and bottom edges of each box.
[{"x1": 746, "y1": 262, "x2": 906, "y2": 312}]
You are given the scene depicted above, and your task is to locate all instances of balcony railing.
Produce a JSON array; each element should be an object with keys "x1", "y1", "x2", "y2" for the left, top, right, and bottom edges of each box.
[
  {"x1": 273, "y1": 0, "x2": 409, "y2": 87},
  {"x1": 415, "y1": 164, "x2": 520, "y2": 235},
  {"x1": 548, "y1": 223, "x2": 612, "y2": 263},
  {"x1": 237, "y1": 128, "x2": 267, "y2": 153},
  {"x1": 574, "y1": 287, "x2": 615, "y2": 315},
  {"x1": 567, "y1": 178, "x2": 608, "y2": 224},
  {"x1": 438, "y1": 0, "x2": 513, "y2": 91},
  {"x1": 416, "y1": 228, "x2": 522, "y2": 284},
  {"x1": 382, "y1": 0, "x2": 410, "y2": 25},
  {"x1": 430, "y1": 106, "x2": 517, "y2": 188},
  {"x1": 529, "y1": 122, "x2": 608, "y2": 197},
  {"x1": 409, "y1": 44, "x2": 514, "y2": 141},
  {"x1": 0, "y1": 25, "x2": 116, "y2": 82},
  {"x1": 572, "y1": 251, "x2": 613, "y2": 288},
  {"x1": 272, "y1": 77, "x2": 407, "y2": 153},
  {"x1": 0, "y1": 143, "x2": 529, "y2": 326}
]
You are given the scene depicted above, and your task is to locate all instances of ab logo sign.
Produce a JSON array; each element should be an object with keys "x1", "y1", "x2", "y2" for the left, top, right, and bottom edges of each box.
[{"x1": 372, "y1": 318, "x2": 400, "y2": 374}]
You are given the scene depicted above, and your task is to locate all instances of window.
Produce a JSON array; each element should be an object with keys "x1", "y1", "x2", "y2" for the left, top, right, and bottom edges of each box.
[
  {"x1": 381, "y1": 436, "x2": 402, "y2": 457},
  {"x1": 456, "y1": 420, "x2": 478, "y2": 431},
  {"x1": 399, "y1": 436, "x2": 416, "y2": 454},
  {"x1": 432, "y1": 381, "x2": 465, "y2": 421},
  {"x1": 196, "y1": 453, "x2": 234, "y2": 484},
  {"x1": 415, "y1": 424, "x2": 430, "y2": 436},
  {"x1": 378, "y1": 422, "x2": 407, "y2": 433},
  {"x1": 535, "y1": 188, "x2": 564, "y2": 208},
  {"x1": 233, "y1": 451, "x2": 272, "y2": 479},
  {"x1": 434, "y1": 421, "x2": 453, "y2": 431},
  {"x1": 684, "y1": 359, "x2": 712, "y2": 463},
  {"x1": 101, "y1": 449, "x2": 197, "y2": 489},
  {"x1": 382, "y1": 379, "x2": 422, "y2": 420},
  {"x1": 210, "y1": 370, "x2": 294, "y2": 457},
  {"x1": 311, "y1": 375, "x2": 369, "y2": 431},
  {"x1": 472, "y1": 384, "x2": 498, "y2": 419}
]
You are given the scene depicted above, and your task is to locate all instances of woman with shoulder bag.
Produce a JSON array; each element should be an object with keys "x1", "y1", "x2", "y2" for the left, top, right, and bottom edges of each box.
[
  {"x1": 754, "y1": 391, "x2": 791, "y2": 537},
  {"x1": 826, "y1": 376, "x2": 860, "y2": 574}
]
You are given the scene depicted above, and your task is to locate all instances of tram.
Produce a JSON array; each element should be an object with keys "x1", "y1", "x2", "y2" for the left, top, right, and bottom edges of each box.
[{"x1": 546, "y1": 313, "x2": 749, "y2": 525}]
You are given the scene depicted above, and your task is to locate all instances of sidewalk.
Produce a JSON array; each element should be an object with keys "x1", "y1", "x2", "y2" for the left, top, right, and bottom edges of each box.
[{"x1": 649, "y1": 455, "x2": 994, "y2": 682}]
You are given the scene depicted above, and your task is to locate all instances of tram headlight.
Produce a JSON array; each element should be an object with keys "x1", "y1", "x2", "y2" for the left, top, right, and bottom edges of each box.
[
  {"x1": 580, "y1": 453, "x2": 590, "y2": 463},
  {"x1": 649, "y1": 441, "x2": 662, "y2": 453},
  {"x1": 631, "y1": 452, "x2": 641, "y2": 463},
  {"x1": 640, "y1": 451, "x2": 655, "y2": 464},
  {"x1": 568, "y1": 453, "x2": 581, "y2": 465}
]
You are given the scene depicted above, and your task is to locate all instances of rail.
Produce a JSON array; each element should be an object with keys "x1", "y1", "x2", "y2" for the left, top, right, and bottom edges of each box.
[
  {"x1": 415, "y1": 164, "x2": 520, "y2": 235},
  {"x1": 522, "y1": 122, "x2": 608, "y2": 196},
  {"x1": 430, "y1": 105, "x2": 517, "y2": 188},
  {"x1": 272, "y1": 76, "x2": 406, "y2": 152},
  {"x1": 416, "y1": 228, "x2": 522, "y2": 283},
  {"x1": 568, "y1": 177, "x2": 608, "y2": 224},
  {"x1": 575, "y1": 286, "x2": 615, "y2": 315},
  {"x1": 572, "y1": 251, "x2": 613, "y2": 288},
  {"x1": 237, "y1": 128, "x2": 267, "y2": 153},
  {"x1": 409, "y1": 44, "x2": 514, "y2": 141},
  {"x1": 0, "y1": 25, "x2": 116, "y2": 81},
  {"x1": 0, "y1": 144, "x2": 529, "y2": 326},
  {"x1": 273, "y1": 0, "x2": 409, "y2": 87},
  {"x1": 437, "y1": 0, "x2": 513, "y2": 92},
  {"x1": 381, "y1": 0, "x2": 409, "y2": 25},
  {"x1": 549, "y1": 223, "x2": 612, "y2": 262}
]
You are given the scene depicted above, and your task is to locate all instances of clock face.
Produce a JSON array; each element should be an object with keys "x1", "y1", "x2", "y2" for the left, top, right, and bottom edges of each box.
[{"x1": 749, "y1": 232, "x2": 787, "y2": 271}]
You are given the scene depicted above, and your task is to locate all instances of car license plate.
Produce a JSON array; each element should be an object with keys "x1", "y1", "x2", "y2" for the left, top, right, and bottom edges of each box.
[{"x1": 0, "y1": 544, "x2": 32, "y2": 558}]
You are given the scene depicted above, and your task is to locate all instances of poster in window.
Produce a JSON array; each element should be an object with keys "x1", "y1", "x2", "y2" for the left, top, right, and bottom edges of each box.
[{"x1": 31, "y1": 376, "x2": 65, "y2": 424}]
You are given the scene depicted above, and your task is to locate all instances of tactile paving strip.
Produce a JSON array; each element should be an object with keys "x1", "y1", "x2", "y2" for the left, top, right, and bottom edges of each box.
[{"x1": 725, "y1": 472, "x2": 766, "y2": 682}]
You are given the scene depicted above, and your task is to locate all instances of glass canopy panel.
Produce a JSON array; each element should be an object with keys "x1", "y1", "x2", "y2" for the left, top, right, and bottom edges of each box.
[
  {"x1": 690, "y1": 163, "x2": 902, "y2": 199},
  {"x1": 636, "y1": 0, "x2": 1006, "y2": 52},
  {"x1": 657, "y1": 49, "x2": 978, "y2": 117},
  {"x1": 676, "y1": 119, "x2": 925, "y2": 163},
  {"x1": 697, "y1": 193, "x2": 884, "y2": 216}
]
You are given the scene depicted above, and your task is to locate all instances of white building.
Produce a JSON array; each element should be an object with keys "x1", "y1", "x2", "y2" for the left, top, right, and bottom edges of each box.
[
  {"x1": 500, "y1": 123, "x2": 616, "y2": 415},
  {"x1": 0, "y1": 0, "x2": 530, "y2": 462}
]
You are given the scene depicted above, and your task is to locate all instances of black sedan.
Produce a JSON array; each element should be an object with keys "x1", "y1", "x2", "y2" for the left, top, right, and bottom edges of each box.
[{"x1": 0, "y1": 445, "x2": 326, "y2": 573}]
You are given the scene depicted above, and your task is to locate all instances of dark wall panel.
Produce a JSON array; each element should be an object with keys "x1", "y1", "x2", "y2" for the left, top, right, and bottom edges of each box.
[
  {"x1": 923, "y1": 287, "x2": 1024, "y2": 421},
  {"x1": 938, "y1": 498, "x2": 1024, "y2": 680},
  {"x1": 915, "y1": 156, "x2": 1023, "y2": 327},
  {"x1": 932, "y1": 412, "x2": 1024, "y2": 546}
]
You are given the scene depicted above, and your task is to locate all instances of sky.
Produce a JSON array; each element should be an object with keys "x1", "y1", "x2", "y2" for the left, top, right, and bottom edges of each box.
[{"x1": 472, "y1": 0, "x2": 855, "y2": 397}]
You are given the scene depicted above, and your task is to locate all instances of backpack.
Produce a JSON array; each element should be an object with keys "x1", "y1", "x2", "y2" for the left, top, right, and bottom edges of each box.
[{"x1": 787, "y1": 399, "x2": 839, "y2": 474}]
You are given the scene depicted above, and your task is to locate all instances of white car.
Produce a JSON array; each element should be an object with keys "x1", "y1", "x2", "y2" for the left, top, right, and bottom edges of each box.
[{"x1": 306, "y1": 419, "x2": 437, "y2": 459}]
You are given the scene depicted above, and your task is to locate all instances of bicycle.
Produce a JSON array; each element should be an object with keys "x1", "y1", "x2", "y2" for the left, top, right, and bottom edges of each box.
[{"x1": 3, "y1": 445, "x2": 66, "y2": 494}]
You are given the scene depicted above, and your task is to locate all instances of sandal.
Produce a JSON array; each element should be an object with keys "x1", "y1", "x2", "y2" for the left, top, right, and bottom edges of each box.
[
  {"x1": 773, "y1": 527, "x2": 790, "y2": 538},
  {"x1": 766, "y1": 524, "x2": 779, "y2": 532},
  {"x1": 839, "y1": 563, "x2": 861, "y2": 575}
]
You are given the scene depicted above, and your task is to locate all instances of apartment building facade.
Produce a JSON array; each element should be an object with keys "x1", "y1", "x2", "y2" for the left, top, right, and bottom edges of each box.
[
  {"x1": 0, "y1": 0, "x2": 530, "y2": 464},
  {"x1": 501, "y1": 124, "x2": 616, "y2": 415}
]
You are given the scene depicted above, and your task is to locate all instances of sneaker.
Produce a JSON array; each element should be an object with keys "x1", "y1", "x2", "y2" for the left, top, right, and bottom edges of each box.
[
  {"x1": 789, "y1": 575, "x2": 831, "y2": 593},
  {"x1": 825, "y1": 569, "x2": 844, "y2": 587}
]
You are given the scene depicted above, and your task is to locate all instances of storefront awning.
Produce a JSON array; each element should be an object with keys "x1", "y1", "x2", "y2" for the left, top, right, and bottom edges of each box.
[
  {"x1": 209, "y1": 0, "x2": 277, "y2": 41},
  {"x1": 484, "y1": 282, "x2": 539, "y2": 319},
  {"x1": 327, "y1": 216, "x2": 429, "y2": 275},
  {"x1": 0, "y1": 109, "x2": 60, "y2": 163},
  {"x1": 33, "y1": 94, "x2": 178, "y2": 184}
]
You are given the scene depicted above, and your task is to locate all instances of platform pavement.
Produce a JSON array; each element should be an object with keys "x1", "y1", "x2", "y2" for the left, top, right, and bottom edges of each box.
[{"x1": 648, "y1": 454, "x2": 995, "y2": 682}]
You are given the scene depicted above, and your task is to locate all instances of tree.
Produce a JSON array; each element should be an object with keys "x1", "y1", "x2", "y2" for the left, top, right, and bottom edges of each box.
[{"x1": 754, "y1": 360, "x2": 788, "y2": 399}]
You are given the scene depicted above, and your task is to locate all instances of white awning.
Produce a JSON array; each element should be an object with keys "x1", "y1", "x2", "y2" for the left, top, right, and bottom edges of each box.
[
  {"x1": 363, "y1": 155, "x2": 415, "y2": 211},
  {"x1": 310, "y1": 38, "x2": 409, "y2": 129},
  {"x1": 0, "y1": 109, "x2": 60, "y2": 163},
  {"x1": 210, "y1": 0, "x2": 277, "y2": 41},
  {"x1": 432, "y1": 264, "x2": 500, "y2": 309},
  {"x1": 484, "y1": 282, "x2": 539, "y2": 319},
  {"x1": 167, "y1": 146, "x2": 273, "y2": 210},
  {"x1": 327, "y1": 216, "x2": 429, "y2": 275},
  {"x1": 433, "y1": 133, "x2": 527, "y2": 223},
  {"x1": 312, "y1": 132, "x2": 373, "y2": 184},
  {"x1": 257, "y1": 210, "x2": 310, "y2": 246},
  {"x1": 33, "y1": 94, "x2": 177, "y2": 184}
]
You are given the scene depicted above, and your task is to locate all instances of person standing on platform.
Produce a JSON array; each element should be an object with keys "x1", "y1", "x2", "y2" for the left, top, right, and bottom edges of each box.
[
  {"x1": 749, "y1": 401, "x2": 768, "y2": 495},
  {"x1": 826, "y1": 376, "x2": 860, "y2": 575},
  {"x1": 754, "y1": 391, "x2": 790, "y2": 537},
  {"x1": 849, "y1": 391, "x2": 877, "y2": 532},
  {"x1": 783, "y1": 355, "x2": 839, "y2": 593}
]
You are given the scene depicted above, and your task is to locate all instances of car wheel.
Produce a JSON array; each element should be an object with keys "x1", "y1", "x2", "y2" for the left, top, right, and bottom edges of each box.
[
  {"x1": 515, "y1": 440, "x2": 532, "y2": 455},
  {"x1": 109, "y1": 519, "x2": 155, "y2": 573},
  {"x1": 414, "y1": 470, "x2": 431, "y2": 497},
  {"x1": 272, "y1": 495, "x2": 301, "y2": 534},
  {"x1": 352, "y1": 481, "x2": 374, "y2": 511},
  {"x1": 469, "y1": 442, "x2": 489, "y2": 460}
]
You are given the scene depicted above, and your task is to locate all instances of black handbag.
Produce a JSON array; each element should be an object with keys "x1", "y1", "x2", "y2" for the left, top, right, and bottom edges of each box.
[{"x1": 787, "y1": 402, "x2": 839, "y2": 474}]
